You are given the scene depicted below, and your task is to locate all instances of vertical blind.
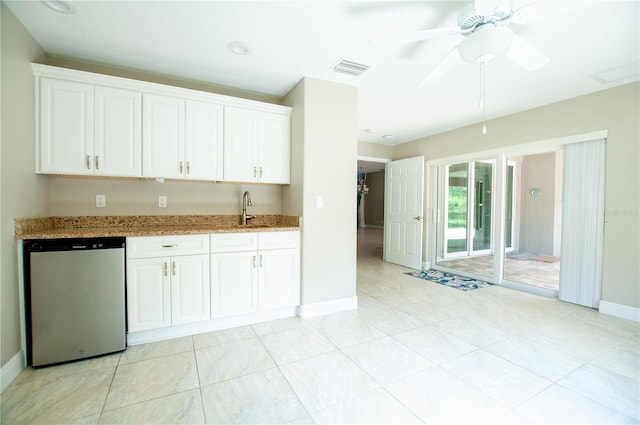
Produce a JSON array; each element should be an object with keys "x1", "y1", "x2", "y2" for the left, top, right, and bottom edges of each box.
[{"x1": 559, "y1": 138, "x2": 606, "y2": 308}]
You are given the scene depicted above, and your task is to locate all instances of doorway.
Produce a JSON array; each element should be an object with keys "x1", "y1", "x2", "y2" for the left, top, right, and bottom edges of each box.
[
  {"x1": 432, "y1": 150, "x2": 564, "y2": 295},
  {"x1": 357, "y1": 157, "x2": 389, "y2": 262}
]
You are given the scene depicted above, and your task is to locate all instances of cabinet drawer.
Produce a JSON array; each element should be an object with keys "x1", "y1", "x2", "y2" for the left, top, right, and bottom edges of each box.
[
  {"x1": 258, "y1": 231, "x2": 299, "y2": 250},
  {"x1": 127, "y1": 234, "x2": 209, "y2": 258},
  {"x1": 210, "y1": 232, "x2": 258, "y2": 253}
]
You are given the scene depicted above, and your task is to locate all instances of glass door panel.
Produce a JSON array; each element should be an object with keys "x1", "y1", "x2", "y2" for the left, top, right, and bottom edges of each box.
[
  {"x1": 445, "y1": 163, "x2": 468, "y2": 256},
  {"x1": 472, "y1": 161, "x2": 492, "y2": 252}
]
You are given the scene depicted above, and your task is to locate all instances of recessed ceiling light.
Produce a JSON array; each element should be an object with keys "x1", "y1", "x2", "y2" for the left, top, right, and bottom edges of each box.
[
  {"x1": 228, "y1": 42, "x2": 251, "y2": 55},
  {"x1": 42, "y1": 0, "x2": 76, "y2": 14},
  {"x1": 382, "y1": 134, "x2": 394, "y2": 140}
]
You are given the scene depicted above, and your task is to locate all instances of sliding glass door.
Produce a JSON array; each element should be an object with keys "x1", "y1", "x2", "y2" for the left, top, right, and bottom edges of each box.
[
  {"x1": 436, "y1": 160, "x2": 496, "y2": 278},
  {"x1": 441, "y1": 160, "x2": 495, "y2": 259}
]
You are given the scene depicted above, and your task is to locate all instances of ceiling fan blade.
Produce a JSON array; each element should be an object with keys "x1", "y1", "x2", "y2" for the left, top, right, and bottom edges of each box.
[
  {"x1": 368, "y1": 26, "x2": 460, "y2": 48},
  {"x1": 506, "y1": 34, "x2": 550, "y2": 71},
  {"x1": 419, "y1": 47, "x2": 461, "y2": 86}
]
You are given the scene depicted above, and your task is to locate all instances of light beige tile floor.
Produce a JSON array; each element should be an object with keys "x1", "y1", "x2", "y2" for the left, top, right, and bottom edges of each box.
[{"x1": 1, "y1": 227, "x2": 638, "y2": 424}]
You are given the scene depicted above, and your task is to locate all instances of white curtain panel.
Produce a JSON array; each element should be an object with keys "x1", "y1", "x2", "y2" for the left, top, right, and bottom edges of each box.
[{"x1": 559, "y1": 138, "x2": 606, "y2": 308}]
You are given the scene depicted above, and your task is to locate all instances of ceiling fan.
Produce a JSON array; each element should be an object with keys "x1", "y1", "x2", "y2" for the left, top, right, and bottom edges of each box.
[{"x1": 369, "y1": 0, "x2": 551, "y2": 85}]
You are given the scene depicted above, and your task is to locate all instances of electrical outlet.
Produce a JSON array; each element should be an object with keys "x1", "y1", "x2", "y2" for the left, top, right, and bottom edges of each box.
[
  {"x1": 96, "y1": 195, "x2": 106, "y2": 208},
  {"x1": 159, "y1": 196, "x2": 167, "y2": 208}
]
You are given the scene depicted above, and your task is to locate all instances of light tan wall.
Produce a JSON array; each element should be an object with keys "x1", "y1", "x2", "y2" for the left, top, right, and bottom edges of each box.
[
  {"x1": 520, "y1": 152, "x2": 556, "y2": 255},
  {"x1": 283, "y1": 78, "x2": 358, "y2": 304},
  {"x1": 358, "y1": 141, "x2": 392, "y2": 159},
  {"x1": 1, "y1": 4, "x2": 50, "y2": 367},
  {"x1": 45, "y1": 56, "x2": 281, "y2": 105},
  {"x1": 394, "y1": 82, "x2": 640, "y2": 309},
  {"x1": 364, "y1": 171, "x2": 385, "y2": 227},
  {"x1": 49, "y1": 177, "x2": 281, "y2": 216}
]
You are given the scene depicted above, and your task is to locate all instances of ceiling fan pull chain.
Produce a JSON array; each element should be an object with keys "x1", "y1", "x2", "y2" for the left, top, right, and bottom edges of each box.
[{"x1": 480, "y1": 61, "x2": 487, "y2": 135}]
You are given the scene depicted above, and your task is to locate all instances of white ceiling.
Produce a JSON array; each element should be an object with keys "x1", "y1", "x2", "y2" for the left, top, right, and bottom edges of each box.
[{"x1": 5, "y1": 0, "x2": 639, "y2": 146}]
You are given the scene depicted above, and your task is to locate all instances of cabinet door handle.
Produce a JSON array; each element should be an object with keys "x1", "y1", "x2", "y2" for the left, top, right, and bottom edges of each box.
[
  {"x1": 164, "y1": 261, "x2": 168, "y2": 277},
  {"x1": 95, "y1": 155, "x2": 100, "y2": 170},
  {"x1": 259, "y1": 254, "x2": 263, "y2": 267},
  {"x1": 253, "y1": 166, "x2": 257, "y2": 178},
  {"x1": 259, "y1": 166, "x2": 263, "y2": 178},
  {"x1": 186, "y1": 161, "x2": 190, "y2": 175},
  {"x1": 172, "y1": 261, "x2": 176, "y2": 276},
  {"x1": 86, "y1": 155, "x2": 91, "y2": 170},
  {"x1": 179, "y1": 161, "x2": 184, "y2": 174},
  {"x1": 253, "y1": 255, "x2": 257, "y2": 268}
]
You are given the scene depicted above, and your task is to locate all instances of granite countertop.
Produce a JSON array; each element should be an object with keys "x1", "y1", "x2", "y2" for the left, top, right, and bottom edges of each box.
[{"x1": 15, "y1": 215, "x2": 301, "y2": 240}]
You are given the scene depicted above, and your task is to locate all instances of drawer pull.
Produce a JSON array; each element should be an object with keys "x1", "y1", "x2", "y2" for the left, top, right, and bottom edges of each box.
[{"x1": 162, "y1": 244, "x2": 177, "y2": 248}]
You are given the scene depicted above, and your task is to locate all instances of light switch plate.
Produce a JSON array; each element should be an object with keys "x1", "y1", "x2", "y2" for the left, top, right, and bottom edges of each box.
[
  {"x1": 96, "y1": 195, "x2": 106, "y2": 208},
  {"x1": 316, "y1": 195, "x2": 323, "y2": 208},
  {"x1": 159, "y1": 196, "x2": 167, "y2": 208}
]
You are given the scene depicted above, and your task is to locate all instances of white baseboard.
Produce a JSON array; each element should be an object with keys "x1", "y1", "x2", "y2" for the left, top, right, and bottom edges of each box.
[
  {"x1": 297, "y1": 296, "x2": 358, "y2": 319},
  {"x1": 1, "y1": 351, "x2": 25, "y2": 393},
  {"x1": 422, "y1": 261, "x2": 431, "y2": 270},
  {"x1": 127, "y1": 307, "x2": 297, "y2": 346},
  {"x1": 599, "y1": 300, "x2": 640, "y2": 322}
]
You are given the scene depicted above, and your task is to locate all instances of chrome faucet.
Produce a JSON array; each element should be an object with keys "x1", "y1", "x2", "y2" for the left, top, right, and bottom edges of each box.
[{"x1": 242, "y1": 191, "x2": 255, "y2": 225}]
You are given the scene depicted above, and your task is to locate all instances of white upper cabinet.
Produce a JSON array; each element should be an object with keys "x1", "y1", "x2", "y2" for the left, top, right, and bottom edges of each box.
[
  {"x1": 33, "y1": 64, "x2": 290, "y2": 183},
  {"x1": 142, "y1": 93, "x2": 186, "y2": 179},
  {"x1": 224, "y1": 106, "x2": 290, "y2": 184},
  {"x1": 143, "y1": 94, "x2": 224, "y2": 180},
  {"x1": 94, "y1": 86, "x2": 142, "y2": 176},
  {"x1": 185, "y1": 100, "x2": 224, "y2": 181},
  {"x1": 38, "y1": 78, "x2": 141, "y2": 176}
]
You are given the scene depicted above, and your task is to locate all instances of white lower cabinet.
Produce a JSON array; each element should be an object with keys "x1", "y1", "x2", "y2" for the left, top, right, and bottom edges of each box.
[
  {"x1": 127, "y1": 235, "x2": 210, "y2": 332},
  {"x1": 126, "y1": 231, "x2": 299, "y2": 340},
  {"x1": 211, "y1": 251, "x2": 258, "y2": 318},
  {"x1": 211, "y1": 231, "x2": 300, "y2": 319}
]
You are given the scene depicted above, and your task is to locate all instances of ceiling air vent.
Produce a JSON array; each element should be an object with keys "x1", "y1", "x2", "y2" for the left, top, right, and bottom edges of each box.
[{"x1": 332, "y1": 59, "x2": 370, "y2": 76}]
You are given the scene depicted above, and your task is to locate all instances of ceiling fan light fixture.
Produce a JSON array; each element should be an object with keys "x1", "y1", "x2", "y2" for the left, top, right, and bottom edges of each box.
[{"x1": 458, "y1": 25, "x2": 514, "y2": 64}]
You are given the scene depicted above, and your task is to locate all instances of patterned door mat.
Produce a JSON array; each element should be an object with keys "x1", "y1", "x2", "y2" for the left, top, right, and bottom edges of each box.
[{"x1": 404, "y1": 269, "x2": 493, "y2": 291}]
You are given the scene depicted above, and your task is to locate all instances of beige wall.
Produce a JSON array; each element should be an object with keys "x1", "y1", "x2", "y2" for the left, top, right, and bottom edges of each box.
[
  {"x1": 364, "y1": 171, "x2": 385, "y2": 227},
  {"x1": 1, "y1": 4, "x2": 50, "y2": 367},
  {"x1": 283, "y1": 78, "x2": 358, "y2": 304},
  {"x1": 520, "y1": 152, "x2": 558, "y2": 255},
  {"x1": 358, "y1": 141, "x2": 392, "y2": 159},
  {"x1": 394, "y1": 82, "x2": 640, "y2": 309},
  {"x1": 45, "y1": 56, "x2": 281, "y2": 105},
  {"x1": 49, "y1": 177, "x2": 281, "y2": 216}
]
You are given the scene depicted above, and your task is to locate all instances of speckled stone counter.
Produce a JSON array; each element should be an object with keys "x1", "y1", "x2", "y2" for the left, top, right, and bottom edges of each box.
[{"x1": 15, "y1": 215, "x2": 301, "y2": 240}]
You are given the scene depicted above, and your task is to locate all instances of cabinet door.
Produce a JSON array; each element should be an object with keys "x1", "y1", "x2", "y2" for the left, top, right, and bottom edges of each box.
[
  {"x1": 258, "y1": 112, "x2": 290, "y2": 184},
  {"x1": 171, "y1": 254, "x2": 211, "y2": 325},
  {"x1": 143, "y1": 93, "x2": 185, "y2": 178},
  {"x1": 211, "y1": 252, "x2": 258, "y2": 318},
  {"x1": 185, "y1": 100, "x2": 223, "y2": 181},
  {"x1": 223, "y1": 106, "x2": 258, "y2": 182},
  {"x1": 39, "y1": 78, "x2": 94, "y2": 175},
  {"x1": 258, "y1": 249, "x2": 300, "y2": 310},
  {"x1": 94, "y1": 86, "x2": 142, "y2": 177},
  {"x1": 127, "y1": 257, "x2": 171, "y2": 332}
]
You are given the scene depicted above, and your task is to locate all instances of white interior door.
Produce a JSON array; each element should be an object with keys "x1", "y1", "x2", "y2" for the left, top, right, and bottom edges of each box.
[{"x1": 384, "y1": 156, "x2": 425, "y2": 269}]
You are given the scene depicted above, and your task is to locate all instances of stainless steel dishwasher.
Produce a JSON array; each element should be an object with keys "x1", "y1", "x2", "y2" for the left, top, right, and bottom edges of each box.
[{"x1": 24, "y1": 237, "x2": 126, "y2": 367}]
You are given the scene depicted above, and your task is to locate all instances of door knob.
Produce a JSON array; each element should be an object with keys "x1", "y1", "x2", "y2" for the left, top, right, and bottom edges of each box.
[{"x1": 414, "y1": 216, "x2": 422, "y2": 220}]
